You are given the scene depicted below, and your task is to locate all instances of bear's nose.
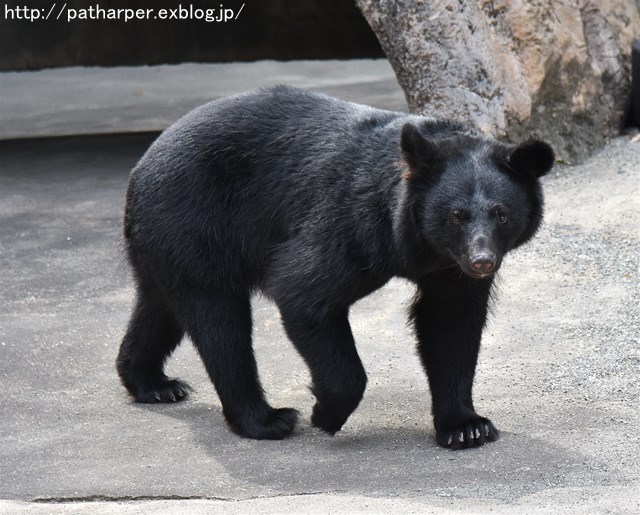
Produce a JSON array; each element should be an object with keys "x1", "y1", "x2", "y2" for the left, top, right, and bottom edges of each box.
[{"x1": 470, "y1": 255, "x2": 495, "y2": 274}]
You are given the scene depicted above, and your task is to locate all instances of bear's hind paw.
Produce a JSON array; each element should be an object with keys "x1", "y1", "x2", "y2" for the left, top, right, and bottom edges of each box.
[
  {"x1": 228, "y1": 407, "x2": 299, "y2": 440},
  {"x1": 132, "y1": 378, "x2": 193, "y2": 404}
]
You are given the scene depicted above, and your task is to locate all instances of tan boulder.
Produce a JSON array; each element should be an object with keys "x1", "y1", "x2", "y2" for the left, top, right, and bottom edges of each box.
[{"x1": 357, "y1": 0, "x2": 640, "y2": 162}]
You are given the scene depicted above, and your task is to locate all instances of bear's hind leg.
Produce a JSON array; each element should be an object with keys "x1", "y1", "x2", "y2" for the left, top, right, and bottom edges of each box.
[
  {"x1": 180, "y1": 291, "x2": 298, "y2": 440},
  {"x1": 117, "y1": 283, "x2": 191, "y2": 403}
]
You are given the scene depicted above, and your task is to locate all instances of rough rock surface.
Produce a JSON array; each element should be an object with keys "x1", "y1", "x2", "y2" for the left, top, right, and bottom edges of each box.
[{"x1": 357, "y1": 0, "x2": 640, "y2": 162}]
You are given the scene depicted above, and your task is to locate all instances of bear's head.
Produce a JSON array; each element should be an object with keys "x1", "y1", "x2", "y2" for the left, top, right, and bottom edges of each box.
[{"x1": 399, "y1": 122, "x2": 554, "y2": 280}]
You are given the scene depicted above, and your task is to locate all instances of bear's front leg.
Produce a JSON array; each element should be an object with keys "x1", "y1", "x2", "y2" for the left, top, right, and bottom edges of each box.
[
  {"x1": 280, "y1": 310, "x2": 367, "y2": 434},
  {"x1": 412, "y1": 270, "x2": 500, "y2": 449}
]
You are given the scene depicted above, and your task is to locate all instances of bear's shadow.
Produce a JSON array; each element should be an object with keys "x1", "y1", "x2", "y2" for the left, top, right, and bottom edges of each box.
[{"x1": 151, "y1": 400, "x2": 603, "y2": 498}]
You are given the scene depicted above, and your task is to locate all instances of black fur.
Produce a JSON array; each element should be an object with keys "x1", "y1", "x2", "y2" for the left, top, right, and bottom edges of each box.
[{"x1": 117, "y1": 86, "x2": 553, "y2": 447}]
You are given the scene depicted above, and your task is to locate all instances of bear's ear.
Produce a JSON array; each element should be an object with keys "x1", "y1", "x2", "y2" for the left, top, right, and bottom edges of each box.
[
  {"x1": 400, "y1": 123, "x2": 441, "y2": 177},
  {"x1": 507, "y1": 140, "x2": 555, "y2": 178}
]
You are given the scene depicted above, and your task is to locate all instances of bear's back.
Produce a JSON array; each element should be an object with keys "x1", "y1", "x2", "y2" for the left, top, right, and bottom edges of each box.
[{"x1": 123, "y1": 87, "x2": 409, "y2": 288}]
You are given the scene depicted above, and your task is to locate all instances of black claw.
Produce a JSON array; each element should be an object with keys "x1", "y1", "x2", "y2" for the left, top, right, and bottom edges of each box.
[
  {"x1": 448, "y1": 431, "x2": 464, "y2": 450},
  {"x1": 465, "y1": 426, "x2": 474, "y2": 446}
]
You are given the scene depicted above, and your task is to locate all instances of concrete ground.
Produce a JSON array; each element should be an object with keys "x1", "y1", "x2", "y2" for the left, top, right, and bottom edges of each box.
[
  {"x1": 0, "y1": 60, "x2": 407, "y2": 140},
  {"x1": 0, "y1": 61, "x2": 639, "y2": 514}
]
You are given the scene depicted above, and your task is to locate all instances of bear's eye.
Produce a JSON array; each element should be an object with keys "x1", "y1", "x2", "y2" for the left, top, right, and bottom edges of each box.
[
  {"x1": 451, "y1": 210, "x2": 464, "y2": 224},
  {"x1": 496, "y1": 210, "x2": 508, "y2": 224}
]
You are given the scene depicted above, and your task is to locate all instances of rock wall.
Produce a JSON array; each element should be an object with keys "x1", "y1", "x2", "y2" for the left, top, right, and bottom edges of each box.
[{"x1": 357, "y1": 0, "x2": 640, "y2": 162}]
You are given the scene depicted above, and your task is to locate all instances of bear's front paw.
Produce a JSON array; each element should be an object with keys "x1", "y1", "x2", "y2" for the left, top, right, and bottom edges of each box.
[
  {"x1": 436, "y1": 416, "x2": 499, "y2": 450},
  {"x1": 311, "y1": 401, "x2": 350, "y2": 434}
]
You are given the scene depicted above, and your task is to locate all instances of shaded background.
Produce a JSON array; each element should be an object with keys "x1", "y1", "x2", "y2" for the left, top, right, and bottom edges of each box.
[{"x1": 0, "y1": 0, "x2": 384, "y2": 71}]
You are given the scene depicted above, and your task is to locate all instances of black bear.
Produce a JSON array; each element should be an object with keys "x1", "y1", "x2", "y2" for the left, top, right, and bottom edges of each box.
[{"x1": 117, "y1": 86, "x2": 554, "y2": 449}]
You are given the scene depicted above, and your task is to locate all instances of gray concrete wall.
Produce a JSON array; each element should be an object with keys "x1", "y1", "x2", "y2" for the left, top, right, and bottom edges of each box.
[{"x1": 0, "y1": 0, "x2": 383, "y2": 71}]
